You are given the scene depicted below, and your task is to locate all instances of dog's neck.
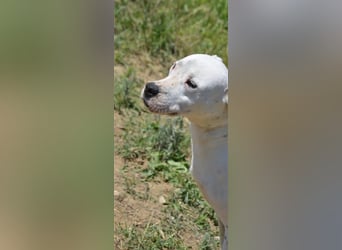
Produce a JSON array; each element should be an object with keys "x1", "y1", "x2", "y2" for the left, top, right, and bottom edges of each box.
[
  {"x1": 186, "y1": 106, "x2": 228, "y2": 130},
  {"x1": 190, "y1": 110, "x2": 228, "y2": 179},
  {"x1": 187, "y1": 108, "x2": 228, "y2": 165},
  {"x1": 189, "y1": 123, "x2": 228, "y2": 172},
  {"x1": 189, "y1": 122, "x2": 227, "y2": 146}
]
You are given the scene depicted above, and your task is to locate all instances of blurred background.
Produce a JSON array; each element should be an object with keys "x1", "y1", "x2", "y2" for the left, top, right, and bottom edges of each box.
[
  {"x1": 230, "y1": 1, "x2": 342, "y2": 249},
  {"x1": 114, "y1": 0, "x2": 228, "y2": 249},
  {"x1": 0, "y1": 1, "x2": 113, "y2": 250}
]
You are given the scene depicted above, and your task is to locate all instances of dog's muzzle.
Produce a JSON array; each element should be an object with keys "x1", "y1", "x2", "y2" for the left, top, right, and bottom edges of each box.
[{"x1": 143, "y1": 82, "x2": 159, "y2": 99}]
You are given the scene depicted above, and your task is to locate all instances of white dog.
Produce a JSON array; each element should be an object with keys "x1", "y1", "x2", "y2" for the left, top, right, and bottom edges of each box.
[{"x1": 141, "y1": 54, "x2": 228, "y2": 250}]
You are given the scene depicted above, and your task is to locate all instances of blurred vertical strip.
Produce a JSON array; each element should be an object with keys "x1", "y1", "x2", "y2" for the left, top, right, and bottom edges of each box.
[
  {"x1": 229, "y1": 1, "x2": 342, "y2": 250},
  {"x1": 0, "y1": 1, "x2": 113, "y2": 250}
]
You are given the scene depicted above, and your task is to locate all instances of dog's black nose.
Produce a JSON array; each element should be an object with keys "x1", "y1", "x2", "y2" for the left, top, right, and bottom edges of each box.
[{"x1": 144, "y1": 82, "x2": 159, "y2": 98}]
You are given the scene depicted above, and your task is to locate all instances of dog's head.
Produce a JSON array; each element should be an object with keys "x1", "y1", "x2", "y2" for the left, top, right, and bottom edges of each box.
[{"x1": 141, "y1": 54, "x2": 228, "y2": 127}]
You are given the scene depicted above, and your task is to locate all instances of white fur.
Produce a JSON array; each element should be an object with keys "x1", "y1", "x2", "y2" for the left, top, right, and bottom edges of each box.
[{"x1": 141, "y1": 54, "x2": 228, "y2": 250}]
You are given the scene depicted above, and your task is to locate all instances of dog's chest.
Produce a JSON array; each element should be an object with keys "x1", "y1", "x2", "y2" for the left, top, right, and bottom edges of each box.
[
  {"x1": 190, "y1": 148, "x2": 227, "y2": 192},
  {"x1": 190, "y1": 139, "x2": 228, "y2": 223}
]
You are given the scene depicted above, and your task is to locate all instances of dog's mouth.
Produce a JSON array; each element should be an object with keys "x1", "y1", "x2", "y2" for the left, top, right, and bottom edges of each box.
[
  {"x1": 143, "y1": 98, "x2": 179, "y2": 116},
  {"x1": 142, "y1": 98, "x2": 149, "y2": 108}
]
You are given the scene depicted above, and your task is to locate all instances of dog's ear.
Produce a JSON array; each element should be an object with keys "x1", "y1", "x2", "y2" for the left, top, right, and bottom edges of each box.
[
  {"x1": 222, "y1": 87, "x2": 228, "y2": 104},
  {"x1": 211, "y1": 55, "x2": 223, "y2": 62}
]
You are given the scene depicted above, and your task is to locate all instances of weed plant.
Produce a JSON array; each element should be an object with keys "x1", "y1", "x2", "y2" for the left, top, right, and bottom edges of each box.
[{"x1": 114, "y1": 67, "x2": 142, "y2": 113}]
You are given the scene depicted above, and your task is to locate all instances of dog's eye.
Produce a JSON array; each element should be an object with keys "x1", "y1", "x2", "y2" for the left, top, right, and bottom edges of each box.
[{"x1": 185, "y1": 79, "x2": 197, "y2": 88}]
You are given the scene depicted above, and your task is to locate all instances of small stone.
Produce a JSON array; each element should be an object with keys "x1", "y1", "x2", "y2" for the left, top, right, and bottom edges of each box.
[
  {"x1": 158, "y1": 195, "x2": 166, "y2": 204},
  {"x1": 114, "y1": 190, "x2": 120, "y2": 197},
  {"x1": 114, "y1": 190, "x2": 125, "y2": 202}
]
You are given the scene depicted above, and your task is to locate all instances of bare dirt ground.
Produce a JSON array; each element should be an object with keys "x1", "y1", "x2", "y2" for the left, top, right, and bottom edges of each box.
[
  {"x1": 114, "y1": 111, "x2": 194, "y2": 249},
  {"x1": 113, "y1": 60, "x2": 190, "y2": 248},
  {"x1": 114, "y1": 112, "x2": 206, "y2": 250},
  {"x1": 114, "y1": 111, "x2": 173, "y2": 225}
]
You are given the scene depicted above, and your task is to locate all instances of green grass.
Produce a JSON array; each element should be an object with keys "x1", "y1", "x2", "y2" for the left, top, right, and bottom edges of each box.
[
  {"x1": 118, "y1": 115, "x2": 189, "y2": 161},
  {"x1": 116, "y1": 220, "x2": 189, "y2": 250},
  {"x1": 114, "y1": 0, "x2": 227, "y2": 249},
  {"x1": 114, "y1": 0, "x2": 228, "y2": 66}
]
